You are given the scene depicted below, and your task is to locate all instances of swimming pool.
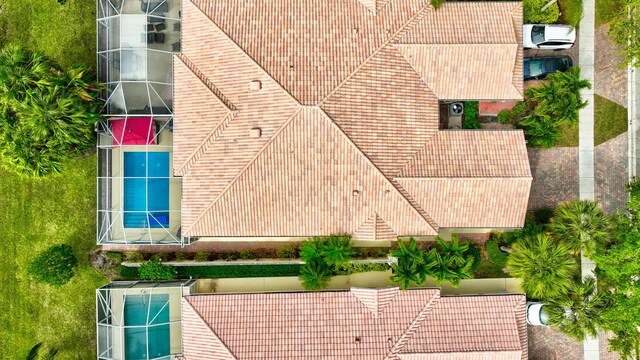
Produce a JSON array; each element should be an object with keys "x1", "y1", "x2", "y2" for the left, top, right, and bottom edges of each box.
[
  {"x1": 124, "y1": 294, "x2": 171, "y2": 359},
  {"x1": 123, "y1": 152, "x2": 170, "y2": 228}
]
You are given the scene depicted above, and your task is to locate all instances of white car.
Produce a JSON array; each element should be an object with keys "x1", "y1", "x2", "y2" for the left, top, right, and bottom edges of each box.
[
  {"x1": 526, "y1": 302, "x2": 551, "y2": 326},
  {"x1": 523, "y1": 24, "x2": 576, "y2": 50}
]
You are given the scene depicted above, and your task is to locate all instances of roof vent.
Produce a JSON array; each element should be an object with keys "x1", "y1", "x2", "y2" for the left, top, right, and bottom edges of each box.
[
  {"x1": 249, "y1": 80, "x2": 262, "y2": 91},
  {"x1": 354, "y1": 337, "x2": 361, "y2": 345},
  {"x1": 353, "y1": 190, "x2": 360, "y2": 196},
  {"x1": 249, "y1": 127, "x2": 262, "y2": 138},
  {"x1": 352, "y1": 27, "x2": 359, "y2": 35}
]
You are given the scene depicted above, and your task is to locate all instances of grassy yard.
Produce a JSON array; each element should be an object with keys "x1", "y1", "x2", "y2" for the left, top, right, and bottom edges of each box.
[
  {"x1": 0, "y1": 0, "x2": 96, "y2": 68},
  {"x1": 558, "y1": 0, "x2": 584, "y2": 28},
  {"x1": 595, "y1": 0, "x2": 625, "y2": 28},
  {"x1": 556, "y1": 95, "x2": 628, "y2": 147},
  {"x1": 0, "y1": 156, "x2": 107, "y2": 358}
]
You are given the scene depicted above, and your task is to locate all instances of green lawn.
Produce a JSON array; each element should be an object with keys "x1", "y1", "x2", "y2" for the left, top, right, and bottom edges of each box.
[
  {"x1": 0, "y1": 0, "x2": 96, "y2": 68},
  {"x1": 0, "y1": 156, "x2": 107, "y2": 358},
  {"x1": 558, "y1": 0, "x2": 584, "y2": 28},
  {"x1": 556, "y1": 95, "x2": 628, "y2": 147},
  {"x1": 595, "y1": 0, "x2": 625, "y2": 28}
]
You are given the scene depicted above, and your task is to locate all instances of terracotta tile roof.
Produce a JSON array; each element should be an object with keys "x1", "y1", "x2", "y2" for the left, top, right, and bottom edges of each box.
[
  {"x1": 395, "y1": 44, "x2": 522, "y2": 100},
  {"x1": 398, "y1": 351, "x2": 524, "y2": 360},
  {"x1": 180, "y1": 288, "x2": 527, "y2": 360},
  {"x1": 187, "y1": 107, "x2": 438, "y2": 237},
  {"x1": 398, "y1": 178, "x2": 532, "y2": 228},
  {"x1": 396, "y1": 2, "x2": 524, "y2": 99},
  {"x1": 399, "y1": 131, "x2": 532, "y2": 178},
  {"x1": 175, "y1": 0, "x2": 529, "y2": 238},
  {"x1": 321, "y1": 45, "x2": 440, "y2": 176}
]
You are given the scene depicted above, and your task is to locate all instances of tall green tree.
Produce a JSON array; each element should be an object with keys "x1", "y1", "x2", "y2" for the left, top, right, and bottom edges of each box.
[
  {"x1": 0, "y1": 45, "x2": 103, "y2": 177},
  {"x1": 507, "y1": 234, "x2": 578, "y2": 299},
  {"x1": 550, "y1": 200, "x2": 611, "y2": 255},
  {"x1": 545, "y1": 277, "x2": 610, "y2": 341}
]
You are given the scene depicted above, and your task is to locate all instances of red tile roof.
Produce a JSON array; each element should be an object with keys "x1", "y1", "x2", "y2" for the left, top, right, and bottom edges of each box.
[
  {"x1": 175, "y1": 0, "x2": 530, "y2": 239},
  {"x1": 179, "y1": 288, "x2": 527, "y2": 359}
]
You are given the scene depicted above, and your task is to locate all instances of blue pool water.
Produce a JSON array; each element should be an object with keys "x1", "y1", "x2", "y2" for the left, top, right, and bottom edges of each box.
[
  {"x1": 123, "y1": 152, "x2": 170, "y2": 228},
  {"x1": 124, "y1": 294, "x2": 170, "y2": 360}
]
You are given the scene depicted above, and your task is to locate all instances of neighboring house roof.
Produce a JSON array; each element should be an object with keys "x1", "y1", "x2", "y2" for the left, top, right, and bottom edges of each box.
[
  {"x1": 174, "y1": 0, "x2": 530, "y2": 239},
  {"x1": 179, "y1": 287, "x2": 528, "y2": 360}
]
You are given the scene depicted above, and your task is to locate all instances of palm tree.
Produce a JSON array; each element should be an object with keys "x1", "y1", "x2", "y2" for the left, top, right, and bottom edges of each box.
[
  {"x1": 0, "y1": 45, "x2": 52, "y2": 110},
  {"x1": 507, "y1": 234, "x2": 578, "y2": 300},
  {"x1": 436, "y1": 236, "x2": 469, "y2": 267},
  {"x1": 527, "y1": 67, "x2": 591, "y2": 127},
  {"x1": 426, "y1": 244, "x2": 474, "y2": 287},
  {"x1": 545, "y1": 277, "x2": 610, "y2": 341},
  {"x1": 299, "y1": 259, "x2": 332, "y2": 291},
  {"x1": 519, "y1": 113, "x2": 564, "y2": 148},
  {"x1": 549, "y1": 200, "x2": 611, "y2": 255},
  {"x1": 299, "y1": 237, "x2": 325, "y2": 263},
  {"x1": 390, "y1": 238, "x2": 428, "y2": 290},
  {"x1": 427, "y1": 249, "x2": 473, "y2": 287},
  {"x1": 321, "y1": 234, "x2": 356, "y2": 266}
]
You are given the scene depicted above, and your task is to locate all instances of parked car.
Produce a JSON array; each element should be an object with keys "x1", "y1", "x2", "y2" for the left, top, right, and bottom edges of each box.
[
  {"x1": 526, "y1": 302, "x2": 550, "y2": 326},
  {"x1": 523, "y1": 24, "x2": 576, "y2": 50},
  {"x1": 524, "y1": 55, "x2": 573, "y2": 80}
]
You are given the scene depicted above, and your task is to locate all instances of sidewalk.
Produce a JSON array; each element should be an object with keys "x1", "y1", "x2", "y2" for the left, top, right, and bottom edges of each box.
[{"x1": 578, "y1": 0, "x2": 600, "y2": 357}]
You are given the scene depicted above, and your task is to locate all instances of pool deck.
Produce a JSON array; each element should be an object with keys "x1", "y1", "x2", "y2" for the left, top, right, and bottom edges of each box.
[{"x1": 106, "y1": 129, "x2": 183, "y2": 243}]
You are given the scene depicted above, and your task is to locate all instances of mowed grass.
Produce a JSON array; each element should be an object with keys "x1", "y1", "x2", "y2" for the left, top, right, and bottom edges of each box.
[
  {"x1": 595, "y1": 0, "x2": 625, "y2": 28},
  {"x1": 556, "y1": 95, "x2": 628, "y2": 147},
  {"x1": 558, "y1": 0, "x2": 584, "y2": 28},
  {"x1": 0, "y1": 156, "x2": 107, "y2": 358},
  {"x1": 0, "y1": 0, "x2": 96, "y2": 68}
]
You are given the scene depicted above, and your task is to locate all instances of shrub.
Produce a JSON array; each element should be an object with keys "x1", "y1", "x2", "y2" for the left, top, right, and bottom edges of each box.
[
  {"x1": 520, "y1": 114, "x2": 564, "y2": 148},
  {"x1": 194, "y1": 250, "x2": 209, "y2": 262},
  {"x1": 174, "y1": 252, "x2": 189, "y2": 262},
  {"x1": 465, "y1": 243, "x2": 482, "y2": 273},
  {"x1": 355, "y1": 247, "x2": 390, "y2": 258},
  {"x1": 27, "y1": 244, "x2": 78, "y2": 286},
  {"x1": 138, "y1": 259, "x2": 177, "y2": 281},
  {"x1": 334, "y1": 262, "x2": 390, "y2": 275},
  {"x1": 124, "y1": 252, "x2": 144, "y2": 262},
  {"x1": 486, "y1": 237, "x2": 509, "y2": 268},
  {"x1": 152, "y1": 252, "x2": 169, "y2": 262},
  {"x1": 224, "y1": 252, "x2": 239, "y2": 261},
  {"x1": 498, "y1": 102, "x2": 528, "y2": 124},
  {"x1": 177, "y1": 264, "x2": 302, "y2": 279},
  {"x1": 103, "y1": 251, "x2": 123, "y2": 264},
  {"x1": 431, "y1": 0, "x2": 445, "y2": 9},
  {"x1": 275, "y1": 245, "x2": 298, "y2": 259},
  {"x1": 534, "y1": 207, "x2": 555, "y2": 224},
  {"x1": 239, "y1": 249, "x2": 257, "y2": 260},
  {"x1": 523, "y1": 0, "x2": 560, "y2": 24},
  {"x1": 462, "y1": 101, "x2": 481, "y2": 129}
]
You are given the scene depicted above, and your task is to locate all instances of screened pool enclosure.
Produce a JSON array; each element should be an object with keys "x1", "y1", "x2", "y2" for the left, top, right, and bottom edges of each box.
[
  {"x1": 97, "y1": 0, "x2": 186, "y2": 245},
  {"x1": 96, "y1": 280, "x2": 196, "y2": 360}
]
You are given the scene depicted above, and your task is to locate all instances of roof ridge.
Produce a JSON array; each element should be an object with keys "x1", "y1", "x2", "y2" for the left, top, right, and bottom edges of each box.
[
  {"x1": 509, "y1": 8, "x2": 525, "y2": 98},
  {"x1": 316, "y1": 107, "x2": 439, "y2": 234},
  {"x1": 318, "y1": 2, "x2": 433, "y2": 106},
  {"x1": 185, "y1": 0, "x2": 301, "y2": 106},
  {"x1": 176, "y1": 111, "x2": 237, "y2": 176},
  {"x1": 395, "y1": 176, "x2": 534, "y2": 180},
  {"x1": 350, "y1": 287, "x2": 400, "y2": 318},
  {"x1": 182, "y1": 298, "x2": 237, "y2": 359},
  {"x1": 185, "y1": 107, "x2": 303, "y2": 235},
  {"x1": 175, "y1": 53, "x2": 236, "y2": 111},
  {"x1": 385, "y1": 289, "x2": 441, "y2": 358},
  {"x1": 514, "y1": 296, "x2": 529, "y2": 360}
]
